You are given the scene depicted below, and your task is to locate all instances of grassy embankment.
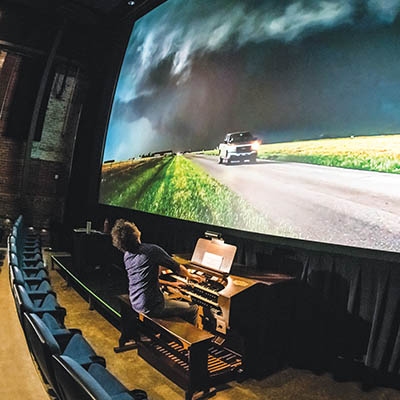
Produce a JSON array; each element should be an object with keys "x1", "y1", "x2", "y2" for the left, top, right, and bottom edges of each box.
[
  {"x1": 257, "y1": 134, "x2": 400, "y2": 174},
  {"x1": 100, "y1": 155, "x2": 280, "y2": 235}
]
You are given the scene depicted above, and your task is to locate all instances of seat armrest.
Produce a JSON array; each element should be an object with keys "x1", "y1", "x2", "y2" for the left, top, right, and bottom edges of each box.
[
  {"x1": 54, "y1": 331, "x2": 75, "y2": 350},
  {"x1": 21, "y1": 266, "x2": 47, "y2": 272},
  {"x1": 24, "y1": 277, "x2": 50, "y2": 284},
  {"x1": 36, "y1": 307, "x2": 66, "y2": 325},
  {"x1": 129, "y1": 389, "x2": 148, "y2": 399},
  {"x1": 27, "y1": 290, "x2": 56, "y2": 297},
  {"x1": 28, "y1": 292, "x2": 49, "y2": 301},
  {"x1": 89, "y1": 355, "x2": 106, "y2": 367},
  {"x1": 68, "y1": 328, "x2": 83, "y2": 335}
]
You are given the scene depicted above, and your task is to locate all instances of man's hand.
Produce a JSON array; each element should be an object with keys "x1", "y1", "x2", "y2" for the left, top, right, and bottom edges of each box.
[
  {"x1": 178, "y1": 264, "x2": 206, "y2": 284},
  {"x1": 169, "y1": 280, "x2": 188, "y2": 289},
  {"x1": 188, "y1": 272, "x2": 205, "y2": 283}
]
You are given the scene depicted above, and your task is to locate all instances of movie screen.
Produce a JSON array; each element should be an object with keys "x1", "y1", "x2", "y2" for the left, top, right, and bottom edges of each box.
[{"x1": 100, "y1": 0, "x2": 400, "y2": 253}]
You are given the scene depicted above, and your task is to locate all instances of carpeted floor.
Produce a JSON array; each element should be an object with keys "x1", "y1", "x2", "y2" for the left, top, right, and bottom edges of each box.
[
  {"x1": 0, "y1": 250, "x2": 53, "y2": 400},
  {"x1": 48, "y1": 252, "x2": 400, "y2": 400}
]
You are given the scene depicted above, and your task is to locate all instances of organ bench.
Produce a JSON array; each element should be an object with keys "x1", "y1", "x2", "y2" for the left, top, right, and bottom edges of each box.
[{"x1": 115, "y1": 294, "x2": 243, "y2": 400}]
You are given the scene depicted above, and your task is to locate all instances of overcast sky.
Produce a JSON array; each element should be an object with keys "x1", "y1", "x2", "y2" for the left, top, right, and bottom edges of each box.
[{"x1": 103, "y1": 0, "x2": 400, "y2": 161}]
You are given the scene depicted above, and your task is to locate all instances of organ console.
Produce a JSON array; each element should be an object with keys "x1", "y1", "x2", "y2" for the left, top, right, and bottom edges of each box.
[{"x1": 116, "y1": 237, "x2": 295, "y2": 399}]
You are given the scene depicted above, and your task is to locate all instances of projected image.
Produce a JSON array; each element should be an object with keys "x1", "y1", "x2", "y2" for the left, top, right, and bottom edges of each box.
[{"x1": 100, "y1": 0, "x2": 400, "y2": 252}]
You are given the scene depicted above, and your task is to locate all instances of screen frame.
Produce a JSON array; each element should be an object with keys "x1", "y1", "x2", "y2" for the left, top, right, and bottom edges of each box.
[{"x1": 93, "y1": 0, "x2": 400, "y2": 264}]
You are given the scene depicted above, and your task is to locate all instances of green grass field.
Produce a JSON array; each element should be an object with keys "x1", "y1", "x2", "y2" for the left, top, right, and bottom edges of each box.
[
  {"x1": 257, "y1": 134, "x2": 400, "y2": 173},
  {"x1": 100, "y1": 155, "x2": 292, "y2": 236}
]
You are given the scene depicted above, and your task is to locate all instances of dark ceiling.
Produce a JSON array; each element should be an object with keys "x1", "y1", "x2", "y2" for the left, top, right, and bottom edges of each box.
[{"x1": 4, "y1": 0, "x2": 151, "y2": 24}]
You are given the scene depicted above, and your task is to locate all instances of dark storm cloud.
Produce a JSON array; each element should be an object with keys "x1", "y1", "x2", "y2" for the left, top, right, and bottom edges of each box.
[
  {"x1": 124, "y1": 0, "x2": 398, "y2": 87},
  {"x1": 129, "y1": 0, "x2": 352, "y2": 84}
]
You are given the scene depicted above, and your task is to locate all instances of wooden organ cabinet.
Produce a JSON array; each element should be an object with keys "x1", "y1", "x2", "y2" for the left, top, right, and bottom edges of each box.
[{"x1": 116, "y1": 238, "x2": 295, "y2": 399}]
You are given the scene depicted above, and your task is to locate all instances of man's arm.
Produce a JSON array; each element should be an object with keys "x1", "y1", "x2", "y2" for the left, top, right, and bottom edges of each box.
[{"x1": 159, "y1": 264, "x2": 204, "y2": 289}]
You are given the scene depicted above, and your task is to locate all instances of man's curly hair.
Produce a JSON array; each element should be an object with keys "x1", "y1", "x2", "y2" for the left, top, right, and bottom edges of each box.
[{"x1": 111, "y1": 219, "x2": 140, "y2": 253}]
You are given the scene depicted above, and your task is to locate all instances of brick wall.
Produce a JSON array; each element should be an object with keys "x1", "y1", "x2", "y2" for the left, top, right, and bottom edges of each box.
[
  {"x1": 0, "y1": 52, "x2": 26, "y2": 222},
  {"x1": 0, "y1": 50, "x2": 85, "y2": 245}
]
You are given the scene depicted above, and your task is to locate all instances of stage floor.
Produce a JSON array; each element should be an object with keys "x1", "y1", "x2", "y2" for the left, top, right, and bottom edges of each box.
[{"x1": 52, "y1": 254, "x2": 129, "y2": 318}]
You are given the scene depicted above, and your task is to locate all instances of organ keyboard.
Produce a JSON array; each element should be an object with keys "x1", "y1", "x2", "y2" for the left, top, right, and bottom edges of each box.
[{"x1": 167, "y1": 272, "x2": 223, "y2": 309}]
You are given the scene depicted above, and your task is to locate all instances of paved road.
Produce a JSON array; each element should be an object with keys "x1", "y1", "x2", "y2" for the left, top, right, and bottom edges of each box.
[{"x1": 187, "y1": 154, "x2": 400, "y2": 252}]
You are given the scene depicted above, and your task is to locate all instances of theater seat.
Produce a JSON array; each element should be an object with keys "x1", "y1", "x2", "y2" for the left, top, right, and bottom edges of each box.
[
  {"x1": 11, "y1": 262, "x2": 48, "y2": 280},
  {"x1": 52, "y1": 355, "x2": 148, "y2": 400},
  {"x1": 9, "y1": 234, "x2": 41, "y2": 254},
  {"x1": 10, "y1": 265, "x2": 53, "y2": 296},
  {"x1": 9, "y1": 263, "x2": 49, "y2": 291},
  {"x1": 13, "y1": 284, "x2": 66, "y2": 324},
  {"x1": 23, "y1": 313, "x2": 106, "y2": 397},
  {"x1": 41, "y1": 312, "x2": 83, "y2": 349},
  {"x1": 9, "y1": 250, "x2": 45, "y2": 272}
]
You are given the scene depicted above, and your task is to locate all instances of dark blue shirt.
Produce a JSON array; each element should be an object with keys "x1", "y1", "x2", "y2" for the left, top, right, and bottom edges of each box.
[{"x1": 124, "y1": 243, "x2": 180, "y2": 314}]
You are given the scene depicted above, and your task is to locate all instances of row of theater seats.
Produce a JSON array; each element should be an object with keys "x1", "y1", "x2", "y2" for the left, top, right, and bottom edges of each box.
[{"x1": 8, "y1": 215, "x2": 148, "y2": 400}]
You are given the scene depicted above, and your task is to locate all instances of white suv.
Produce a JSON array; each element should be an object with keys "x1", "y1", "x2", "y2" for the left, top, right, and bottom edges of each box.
[{"x1": 218, "y1": 131, "x2": 260, "y2": 164}]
